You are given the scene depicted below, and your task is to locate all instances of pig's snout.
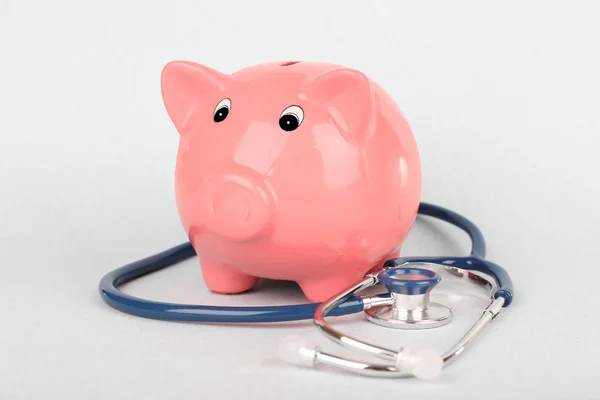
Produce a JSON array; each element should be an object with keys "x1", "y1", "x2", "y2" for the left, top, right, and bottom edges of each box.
[{"x1": 198, "y1": 173, "x2": 275, "y2": 241}]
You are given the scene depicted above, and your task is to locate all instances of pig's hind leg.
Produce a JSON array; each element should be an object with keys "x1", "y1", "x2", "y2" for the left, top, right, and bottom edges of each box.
[{"x1": 298, "y1": 251, "x2": 401, "y2": 302}]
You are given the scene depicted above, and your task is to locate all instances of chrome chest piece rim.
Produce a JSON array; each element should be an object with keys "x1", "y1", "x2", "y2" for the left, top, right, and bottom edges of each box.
[{"x1": 365, "y1": 267, "x2": 452, "y2": 329}]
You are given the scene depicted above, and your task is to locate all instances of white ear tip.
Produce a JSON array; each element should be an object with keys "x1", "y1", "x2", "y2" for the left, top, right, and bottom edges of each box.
[
  {"x1": 396, "y1": 348, "x2": 443, "y2": 380},
  {"x1": 278, "y1": 335, "x2": 317, "y2": 367}
]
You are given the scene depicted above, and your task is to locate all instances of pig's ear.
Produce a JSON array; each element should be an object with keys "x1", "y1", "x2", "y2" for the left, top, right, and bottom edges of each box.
[
  {"x1": 161, "y1": 61, "x2": 229, "y2": 135},
  {"x1": 301, "y1": 68, "x2": 377, "y2": 144}
]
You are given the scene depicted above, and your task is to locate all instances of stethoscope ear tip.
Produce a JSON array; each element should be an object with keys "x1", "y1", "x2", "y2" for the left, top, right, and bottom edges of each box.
[
  {"x1": 396, "y1": 348, "x2": 444, "y2": 380},
  {"x1": 278, "y1": 335, "x2": 318, "y2": 368}
]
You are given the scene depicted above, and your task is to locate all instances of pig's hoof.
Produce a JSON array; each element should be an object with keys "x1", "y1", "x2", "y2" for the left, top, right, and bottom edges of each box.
[{"x1": 200, "y1": 260, "x2": 259, "y2": 294}]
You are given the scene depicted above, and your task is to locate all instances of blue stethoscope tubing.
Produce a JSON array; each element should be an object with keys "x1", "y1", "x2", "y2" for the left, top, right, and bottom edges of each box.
[{"x1": 98, "y1": 202, "x2": 514, "y2": 323}]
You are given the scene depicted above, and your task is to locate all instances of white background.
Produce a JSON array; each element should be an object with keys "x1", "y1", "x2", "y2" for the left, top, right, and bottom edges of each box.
[{"x1": 1, "y1": 1, "x2": 600, "y2": 399}]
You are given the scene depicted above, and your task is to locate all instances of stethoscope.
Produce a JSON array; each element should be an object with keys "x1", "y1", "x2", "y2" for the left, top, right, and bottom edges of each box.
[{"x1": 99, "y1": 202, "x2": 514, "y2": 380}]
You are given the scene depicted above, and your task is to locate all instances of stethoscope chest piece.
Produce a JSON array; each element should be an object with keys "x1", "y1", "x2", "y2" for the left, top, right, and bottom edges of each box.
[{"x1": 365, "y1": 266, "x2": 452, "y2": 329}]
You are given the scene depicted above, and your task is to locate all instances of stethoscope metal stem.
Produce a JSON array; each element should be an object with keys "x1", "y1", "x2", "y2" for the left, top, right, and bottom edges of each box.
[
  {"x1": 314, "y1": 275, "x2": 399, "y2": 361},
  {"x1": 313, "y1": 352, "x2": 403, "y2": 378},
  {"x1": 442, "y1": 296, "x2": 504, "y2": 365},
  {"x1": 393, "y1": 292, "x2": 429, "y2": 311}
]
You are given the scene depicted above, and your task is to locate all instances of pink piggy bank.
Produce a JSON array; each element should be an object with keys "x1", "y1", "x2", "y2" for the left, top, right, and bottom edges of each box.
[{"x1": 160, "y1": 60, "x2": 421, "y2": 302}]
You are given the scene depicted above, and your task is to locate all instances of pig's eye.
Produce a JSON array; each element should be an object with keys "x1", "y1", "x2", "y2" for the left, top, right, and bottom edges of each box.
[
  {"x1": 213, "y1": 98, "x2": 231, "y2": 123},
  {"x1": 279, "y1": 105, "x2": 304, "y2": 132}
]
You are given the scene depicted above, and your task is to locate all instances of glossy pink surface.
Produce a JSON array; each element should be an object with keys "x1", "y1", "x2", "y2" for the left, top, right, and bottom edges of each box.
[{"x1": 161, "y1": 60, "x2": 421, "y2": 302}]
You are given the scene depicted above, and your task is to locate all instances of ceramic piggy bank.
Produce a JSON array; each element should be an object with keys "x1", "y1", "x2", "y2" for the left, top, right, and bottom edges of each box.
[{"x1": 160, "y1": 60, "x2": 421, "y2": 302}]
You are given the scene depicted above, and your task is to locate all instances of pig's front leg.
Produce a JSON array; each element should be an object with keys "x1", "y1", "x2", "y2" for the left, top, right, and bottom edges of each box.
[{"x1": 199, "y1": 258, "x2": 259, "y2": 294}]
